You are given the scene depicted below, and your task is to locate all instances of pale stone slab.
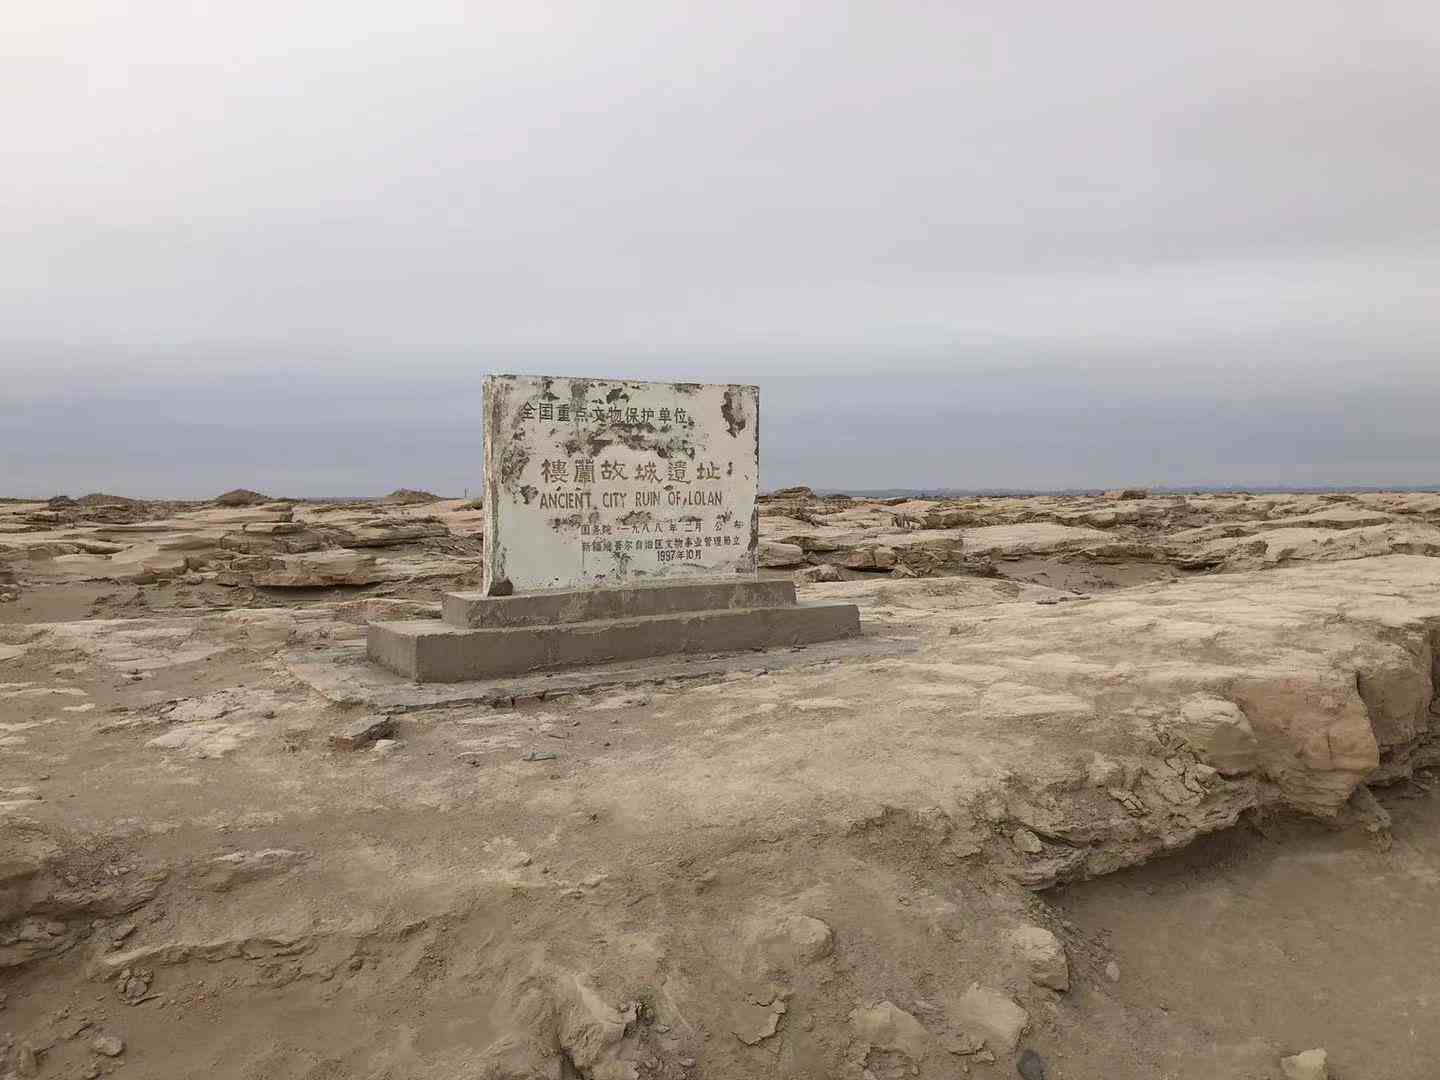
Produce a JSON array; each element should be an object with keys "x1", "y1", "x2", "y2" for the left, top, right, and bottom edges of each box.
[{"x1": 483, "y1": 374, "x2": 759, "y2": 593}]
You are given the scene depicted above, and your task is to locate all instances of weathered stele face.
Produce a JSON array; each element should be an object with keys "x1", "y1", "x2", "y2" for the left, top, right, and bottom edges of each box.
[{"x1": 482, "y1": 374, "x2": 760, "y2": 594}]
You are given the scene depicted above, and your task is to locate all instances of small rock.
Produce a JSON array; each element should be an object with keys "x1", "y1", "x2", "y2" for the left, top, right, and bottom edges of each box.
[
  {"x1": 15, "y1": 1042, "x2": 38, "y2": 1077},
  {"x1": 1017, "y1": 1048, "x2": 1047, "y2": 1080},
  {"x1": 329, "y1": 715, "x2": 397, "y2": 751},
  {"x1": 955, "y1": 984, "x2": 1028, "y2": 1053},
  {"x1": 1189, "y1": 762, "x2": 1219, "y2": 785},
  {"x1": 745, "y1": 913, "x2": 834, "y2": 967},
  {"x1": 1107, "y1": 787, "x2": 1147, "y2": 815},
  {"x1": 369, "y1": 738, "x2": 401, "y2": 756},
  {"x1": 1104, "y1": 960, "x2": 1121, "y2": 982},
  {"x1": 731, "y1": 994, "x2": 786, "y2": 1045},
  {"x1": 90, "y1": 1033, "x2": 125, "y2": 1057},
  {"x1": 1011, "y1": 827, "x2": 1043, "y2": 854},
  {"x1": 780, "y1": 915, "x2": 833, "y2": 962},
  {"x1": 1280, "y1": 1048, "x2": 1328, "y2": 1080},
  {"x1": 942, "y1": 1031, "x2": 985, "y2": 1056},
  {"x1": 1007, "y1": 925, "x2": 1069, "y2": 991},
  {"x1": 850, "y1": 1001, "x2": 929, "y2": 1060},
  {"x1": 120, "y1": 969, "x2": 152, "y2": 1003}
]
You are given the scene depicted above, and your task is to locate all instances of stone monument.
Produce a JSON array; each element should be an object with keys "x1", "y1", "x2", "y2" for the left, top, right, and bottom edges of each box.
[{"x1": 367, "y1": 374, "x2": 860, "y2": 682}]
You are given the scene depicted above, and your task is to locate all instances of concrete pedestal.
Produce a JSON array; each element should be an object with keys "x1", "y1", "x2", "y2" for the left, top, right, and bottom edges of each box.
[{"x1": 367, "y1": 579, "x2": 861, "y2": 682}]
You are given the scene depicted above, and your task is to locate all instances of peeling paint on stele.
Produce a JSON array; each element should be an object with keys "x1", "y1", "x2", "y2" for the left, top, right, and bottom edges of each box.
[{"x1": 483, "y1": 374, "x2": 760, "y2": 593}]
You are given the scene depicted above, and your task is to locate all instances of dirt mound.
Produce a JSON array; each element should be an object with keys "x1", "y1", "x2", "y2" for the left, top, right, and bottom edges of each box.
[
  {"x1": 75, "y1": 493, "x2": 141, "y2": 506},
  {"x1": 214, "y1": 488, "x2": 269, "y2": 506},
  {"x1": 381, "y1": 488, "x2": 442, "y2": 505},
  {"x1": 762, "y1": 485, "x2": 816, "y2": 500}
]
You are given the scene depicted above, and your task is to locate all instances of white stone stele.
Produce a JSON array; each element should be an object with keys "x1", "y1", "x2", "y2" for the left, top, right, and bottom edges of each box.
[{"x1": 482, "y1": 374, "x2": 760, "y2": 594}]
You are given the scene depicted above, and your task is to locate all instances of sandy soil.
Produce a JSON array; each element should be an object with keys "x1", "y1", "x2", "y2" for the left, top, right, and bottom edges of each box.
[
  {"x1": 1054, "y1": 783, "x2": 1440, "y2": 1078},
  {"x1": 3, "y1": 488, "x2": 1439, "y2": 1079}
]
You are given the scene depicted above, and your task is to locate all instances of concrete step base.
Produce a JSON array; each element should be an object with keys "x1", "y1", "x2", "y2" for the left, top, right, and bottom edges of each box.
[
  {"x1": 441, "y1": 578, "x2": 796, "y2": 629},
  {"x1": 368, "y1": 601, "x2": 861, "y2": 682}
]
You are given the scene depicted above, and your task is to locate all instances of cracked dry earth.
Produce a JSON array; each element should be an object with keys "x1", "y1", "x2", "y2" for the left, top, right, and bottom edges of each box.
[{"x1": 4, "y1": 490, "x2": 1440, "y2": 1079}]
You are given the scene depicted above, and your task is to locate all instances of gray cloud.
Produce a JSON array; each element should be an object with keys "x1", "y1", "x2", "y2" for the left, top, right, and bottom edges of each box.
[{"x1": 4, "y1": 1, "x2": 1438, "y2": 495}]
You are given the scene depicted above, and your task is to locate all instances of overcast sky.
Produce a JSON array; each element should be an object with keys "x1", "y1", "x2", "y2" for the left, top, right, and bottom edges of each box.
[{"x1": 4, "y1": 1, "x2": 1438, "y2": 496}]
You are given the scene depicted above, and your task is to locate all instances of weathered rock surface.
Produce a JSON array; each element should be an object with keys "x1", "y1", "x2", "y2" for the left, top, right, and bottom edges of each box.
[
  {"x1": 1172, "y1": 696, "x2": 1259, "y2": 776},
  {"x1": 329, "y1": 521, "x2": 450, "y2": 548},
  {"x1": 3, "y1": 490, "x2": 1440, "y2": 1079},
  {"x1": 0, "y1": 826, "x2": 166, "y2": 970},
  {"x1": 759, "y1": 540, "x2": 805, "y2": 568},
  {"x1": 219, "y1": 550, "x2": 383, "y2": 587},
  {"x1": 795, "y1": 563, "x2": 843, "y2": 583},
  {"x1": 0, "y1": 497, "x2": 483, "y2": 597},
  {"x1": 752, "y1": 488, "x2": 1440, "y2": 584},
  {"x1": 1176, "y1": 521, "x2": 1440, "y2": 570}
]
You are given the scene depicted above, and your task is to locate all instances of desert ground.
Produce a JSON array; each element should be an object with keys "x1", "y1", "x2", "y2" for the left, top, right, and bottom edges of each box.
[{"x1": 4, "y1": 485, "x2": 1440, "y2": 1079}]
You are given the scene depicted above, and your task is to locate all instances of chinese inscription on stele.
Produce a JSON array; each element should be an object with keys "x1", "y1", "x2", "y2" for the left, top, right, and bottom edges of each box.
[{"x1": 483, "y1": 374, "x2": 760, "y2": 593}]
